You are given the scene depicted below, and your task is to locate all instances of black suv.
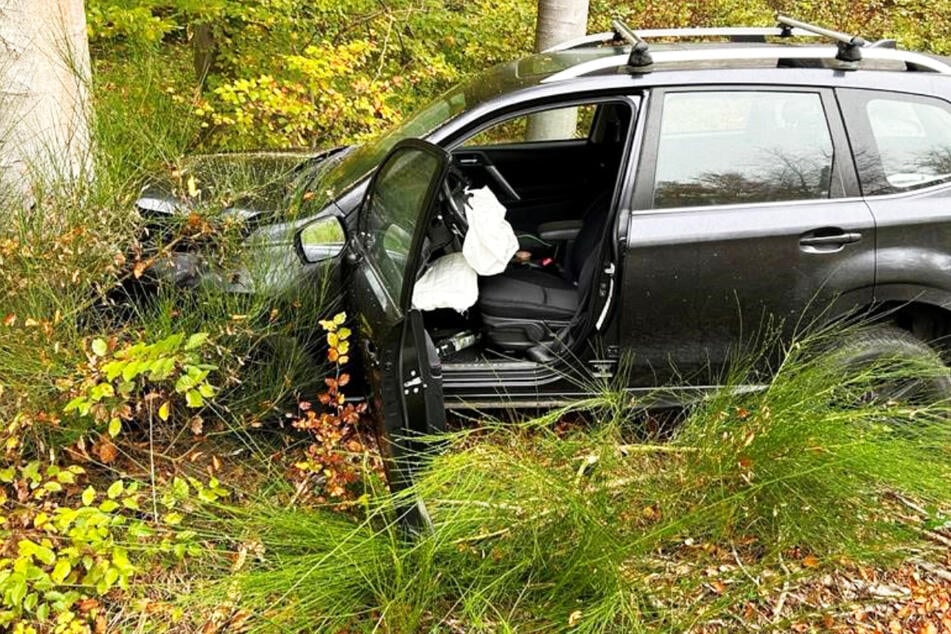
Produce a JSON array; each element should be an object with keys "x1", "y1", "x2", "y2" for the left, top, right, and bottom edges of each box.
[{"x1": 141, "y1": 17, "x2": 951, "y2": 447}]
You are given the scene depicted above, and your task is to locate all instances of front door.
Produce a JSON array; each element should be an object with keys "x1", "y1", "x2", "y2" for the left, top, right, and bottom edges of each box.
[
  {"x1": 347, "y1": 139, "x2": 450, "y2": 529},
  {"x1": 624, "y1": 87, "x2": 875, "y2": 384}
]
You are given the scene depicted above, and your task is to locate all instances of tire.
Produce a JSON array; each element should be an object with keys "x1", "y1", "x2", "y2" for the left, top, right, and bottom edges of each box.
[{"x1": 825, "y1": 325, "x2": 951, "y2": 406}]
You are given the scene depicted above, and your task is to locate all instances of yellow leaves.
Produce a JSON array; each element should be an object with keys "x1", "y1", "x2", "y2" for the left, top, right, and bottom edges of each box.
[
  {"x1": 107, "y1": 480, "x2": 124, "y2": 500},
  {"x1": 318, "y1": 311, "x2": 347, "y2": 333},
  {"x1": 90, "y1": 339, "x2": 109, "y2": 360},
  {"x1": 187, "y1": 175, "x2": 201, "y2": 198},
  {"x1": 50, "y1": 559, "x2": 71, "y2": 584},
  {"x1": 321, "y1": 313, "x2": 351, "y2": 366},
  {"x1": 158, "y1": 401, "x2": 170, "y2": 421}
]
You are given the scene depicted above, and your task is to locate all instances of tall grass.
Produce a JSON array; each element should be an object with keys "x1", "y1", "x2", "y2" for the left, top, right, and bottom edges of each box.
[{"x1": 191, "y1": 325, "x2": 951, "y2": 632}]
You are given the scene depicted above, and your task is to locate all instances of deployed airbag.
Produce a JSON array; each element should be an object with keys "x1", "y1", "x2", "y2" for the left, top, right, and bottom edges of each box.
[
  {"x1": 411, "y1": 252, "x2": 479, "y2": 312},
  {"x1": 462, "y1": 187, "x2": 519, "y2": 276}
]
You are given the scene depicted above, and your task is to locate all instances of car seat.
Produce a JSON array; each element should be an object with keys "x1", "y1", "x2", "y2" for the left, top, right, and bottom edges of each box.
[{"x1": 476, "y1": 190, "x2": 612, "y2": 351}]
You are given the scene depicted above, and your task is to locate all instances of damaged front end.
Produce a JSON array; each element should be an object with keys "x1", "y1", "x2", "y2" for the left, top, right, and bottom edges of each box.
[{"x1": 130, "y1": 147, "x2": 350, "y2": 297}]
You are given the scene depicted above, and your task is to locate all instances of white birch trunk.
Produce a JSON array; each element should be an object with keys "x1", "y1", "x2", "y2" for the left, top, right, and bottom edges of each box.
[
  {"x1": 527, "y1": 0, "x2": 590, "y2": 141},
  {"x1": 0, "y1": 0, "x2": 92, "y2": 208}
]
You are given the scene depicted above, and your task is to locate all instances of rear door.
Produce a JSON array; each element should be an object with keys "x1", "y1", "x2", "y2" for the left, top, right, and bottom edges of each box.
[
  {"x1": 624, "y1": 87, "x2": 875, "y2": 384},
  {"x1": 838, "y1": 88, "x2": 951, "y2": 317},
  {"x1": 347, "y1": 139, "x2": 450, "y2": 529}
]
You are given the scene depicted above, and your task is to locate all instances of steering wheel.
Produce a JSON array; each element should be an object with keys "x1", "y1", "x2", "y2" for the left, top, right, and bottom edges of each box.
[{"x1": 441, "y1": 169, "x2": 470, "y2": 234}]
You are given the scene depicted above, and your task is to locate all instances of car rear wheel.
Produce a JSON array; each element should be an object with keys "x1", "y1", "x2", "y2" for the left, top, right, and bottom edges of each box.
[{"x1": 825, "y1": 324, "x2": 951, "y2": 407}]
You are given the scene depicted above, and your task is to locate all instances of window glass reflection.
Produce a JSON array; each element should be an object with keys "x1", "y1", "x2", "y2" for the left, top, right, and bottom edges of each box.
[
  {"x1": 867, "y1": 98, "x2": 951, "y2": 191},
  {"x1": 653, "y1": 92, "x2": 834, "y2": 209}
]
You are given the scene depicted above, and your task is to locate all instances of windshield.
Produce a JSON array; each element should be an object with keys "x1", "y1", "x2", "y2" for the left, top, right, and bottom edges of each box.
[{"x1": 302, "y1": 86, "x2": 468, "y2": 211}]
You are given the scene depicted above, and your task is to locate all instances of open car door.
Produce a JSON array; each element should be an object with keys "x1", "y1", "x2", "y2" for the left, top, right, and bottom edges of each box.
[{"x1": 347, "y1": 139, "x2": 450, "y2": 531}]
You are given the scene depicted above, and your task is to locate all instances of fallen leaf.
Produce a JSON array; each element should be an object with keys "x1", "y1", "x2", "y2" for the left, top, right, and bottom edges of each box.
[
  {"x1": 77, "y1": 598, "x2": 100, "y2": 613},
  {"x1": 96, "y1": 439, "x2": 118, "y2": 464},
  {"x1": 132, "y1": 259, "x2": 151, "y2": 279},
  {"x1": 568, "y1": 610, "x2": 583, "y2": 627}
]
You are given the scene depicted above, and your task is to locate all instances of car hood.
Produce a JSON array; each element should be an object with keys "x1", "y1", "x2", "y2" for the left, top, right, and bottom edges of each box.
[{"x1": 135, "y1": 147, "x2": 348, "y2": 226}]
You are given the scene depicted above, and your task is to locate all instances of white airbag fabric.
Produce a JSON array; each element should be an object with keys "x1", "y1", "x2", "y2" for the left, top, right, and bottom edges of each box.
[
  {"x1": 462, "y1": 187, "x2": 519, "y2": 276},
  {"x1": 411, "y1": 252, "x2": 478, "y2": 312}
]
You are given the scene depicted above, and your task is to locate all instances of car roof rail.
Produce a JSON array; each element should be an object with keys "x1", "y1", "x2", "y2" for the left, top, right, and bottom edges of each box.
[
  {"x1": 611, "y1": 19, "x2": 653, "y2": 68},
  {"x1": 544, "y1": 25, "x2": 821, "y2": 53},
  {"x1": 545, "y1": 16, "x2": 892, "y2": 65},
  {"x1": 774, "y1": 15, "x2": 866, "y2": 62},
  {"x1": 541, "y1": 44, "x2": 951, "y2": 83}
]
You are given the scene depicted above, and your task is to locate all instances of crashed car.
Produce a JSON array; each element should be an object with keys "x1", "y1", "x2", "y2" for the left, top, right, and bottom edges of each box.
[{"x1": 140, "y1": 17, "x2": 951, "y2": 469}]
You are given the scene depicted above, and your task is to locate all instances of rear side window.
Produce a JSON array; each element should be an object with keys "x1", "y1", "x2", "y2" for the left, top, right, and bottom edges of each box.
[
  {"x1": 866, "y1": 98, "x2": 951, "y2": 191},
  {"x1": 652, "y1": 91, "x2": 835, "y2": 209}
]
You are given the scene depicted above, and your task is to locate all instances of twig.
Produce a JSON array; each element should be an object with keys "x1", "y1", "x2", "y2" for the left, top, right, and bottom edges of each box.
[
  {"x1": 916, "y1": 560, "x2": 951, "y2": 583},
  {"x1": 733, "y1": 546, "x2": 760, "y2": 586},
  {"x1": 914, "y1": 526, "x2": 951, "y2": 548},
  {"x1": 772, "y1": 580, "x2": 790, "y2": 621},
  {"x1": 373, "y1": 16, "x2": 394, "y2": 82},
  {"x1": 148, "y1": 411, "x2": 158, "y2": 520},
  {"x1": 430, "y1": 498, "x2": 525, "y2": 513},
  {"x1": 888, "y1": 491, "x2": 930, "y2": 516},
  {"x1": 617, "y1": 444, "x2": 698, "y2": 454},
  {"x1": 574, "y1": 454, "x2": 598, "y2": 484},
  {"x1": 452, "y1": 527, "x2": 511, "y2": 544},
  {"x1": 773, "y1": 555, "x2": 792, "y2": 622}
]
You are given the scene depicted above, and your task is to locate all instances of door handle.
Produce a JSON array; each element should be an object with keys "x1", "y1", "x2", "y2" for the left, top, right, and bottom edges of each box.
[
  {"x1": 799, "y1": 232, "x2": 862, "y2": 246},
  {"x1": 799, "y1": 231, "x2": 862, "y2": 252}
]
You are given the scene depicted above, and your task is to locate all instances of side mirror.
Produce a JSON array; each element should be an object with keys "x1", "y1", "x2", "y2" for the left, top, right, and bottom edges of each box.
[{"x1": 298, "y1": 216, "x2": 346, "y2": 263}]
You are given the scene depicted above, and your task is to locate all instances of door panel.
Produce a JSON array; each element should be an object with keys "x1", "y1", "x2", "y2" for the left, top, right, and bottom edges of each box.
[
  {"x1": 623, "y1": 201, "x2": 875, "y2": 383},
  {"x1": 623, "y1": 87, "x2": 874, "y2": 385},
  {"x1": 838, "y1": 88, "x2": 951, "y2": 312}
]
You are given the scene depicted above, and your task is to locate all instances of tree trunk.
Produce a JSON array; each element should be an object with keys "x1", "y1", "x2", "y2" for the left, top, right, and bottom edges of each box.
[
  {"x1": 192, "y1": 22, "x2": 217, "y2": 88},
  {"x1": 527, "y1": 0, "x2": 590, "y2": 141},
  {"x1": 0, "y1": 0, "x2": 92, "y2": 208},
  {"x1": 534, "y1": 0, "x2": 590, "y2": 53}
]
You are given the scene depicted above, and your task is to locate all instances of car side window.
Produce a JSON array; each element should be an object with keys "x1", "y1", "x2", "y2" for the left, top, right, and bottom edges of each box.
[
  {"x1": 865, "y1": 97, "x2": 951, "y2": 192},
  {"x1": 461, "y1": 104, "x2": 596, "y2": 146},
  {"x1": 652, "y1": 91, "x2": 835, "y2": 209}
]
